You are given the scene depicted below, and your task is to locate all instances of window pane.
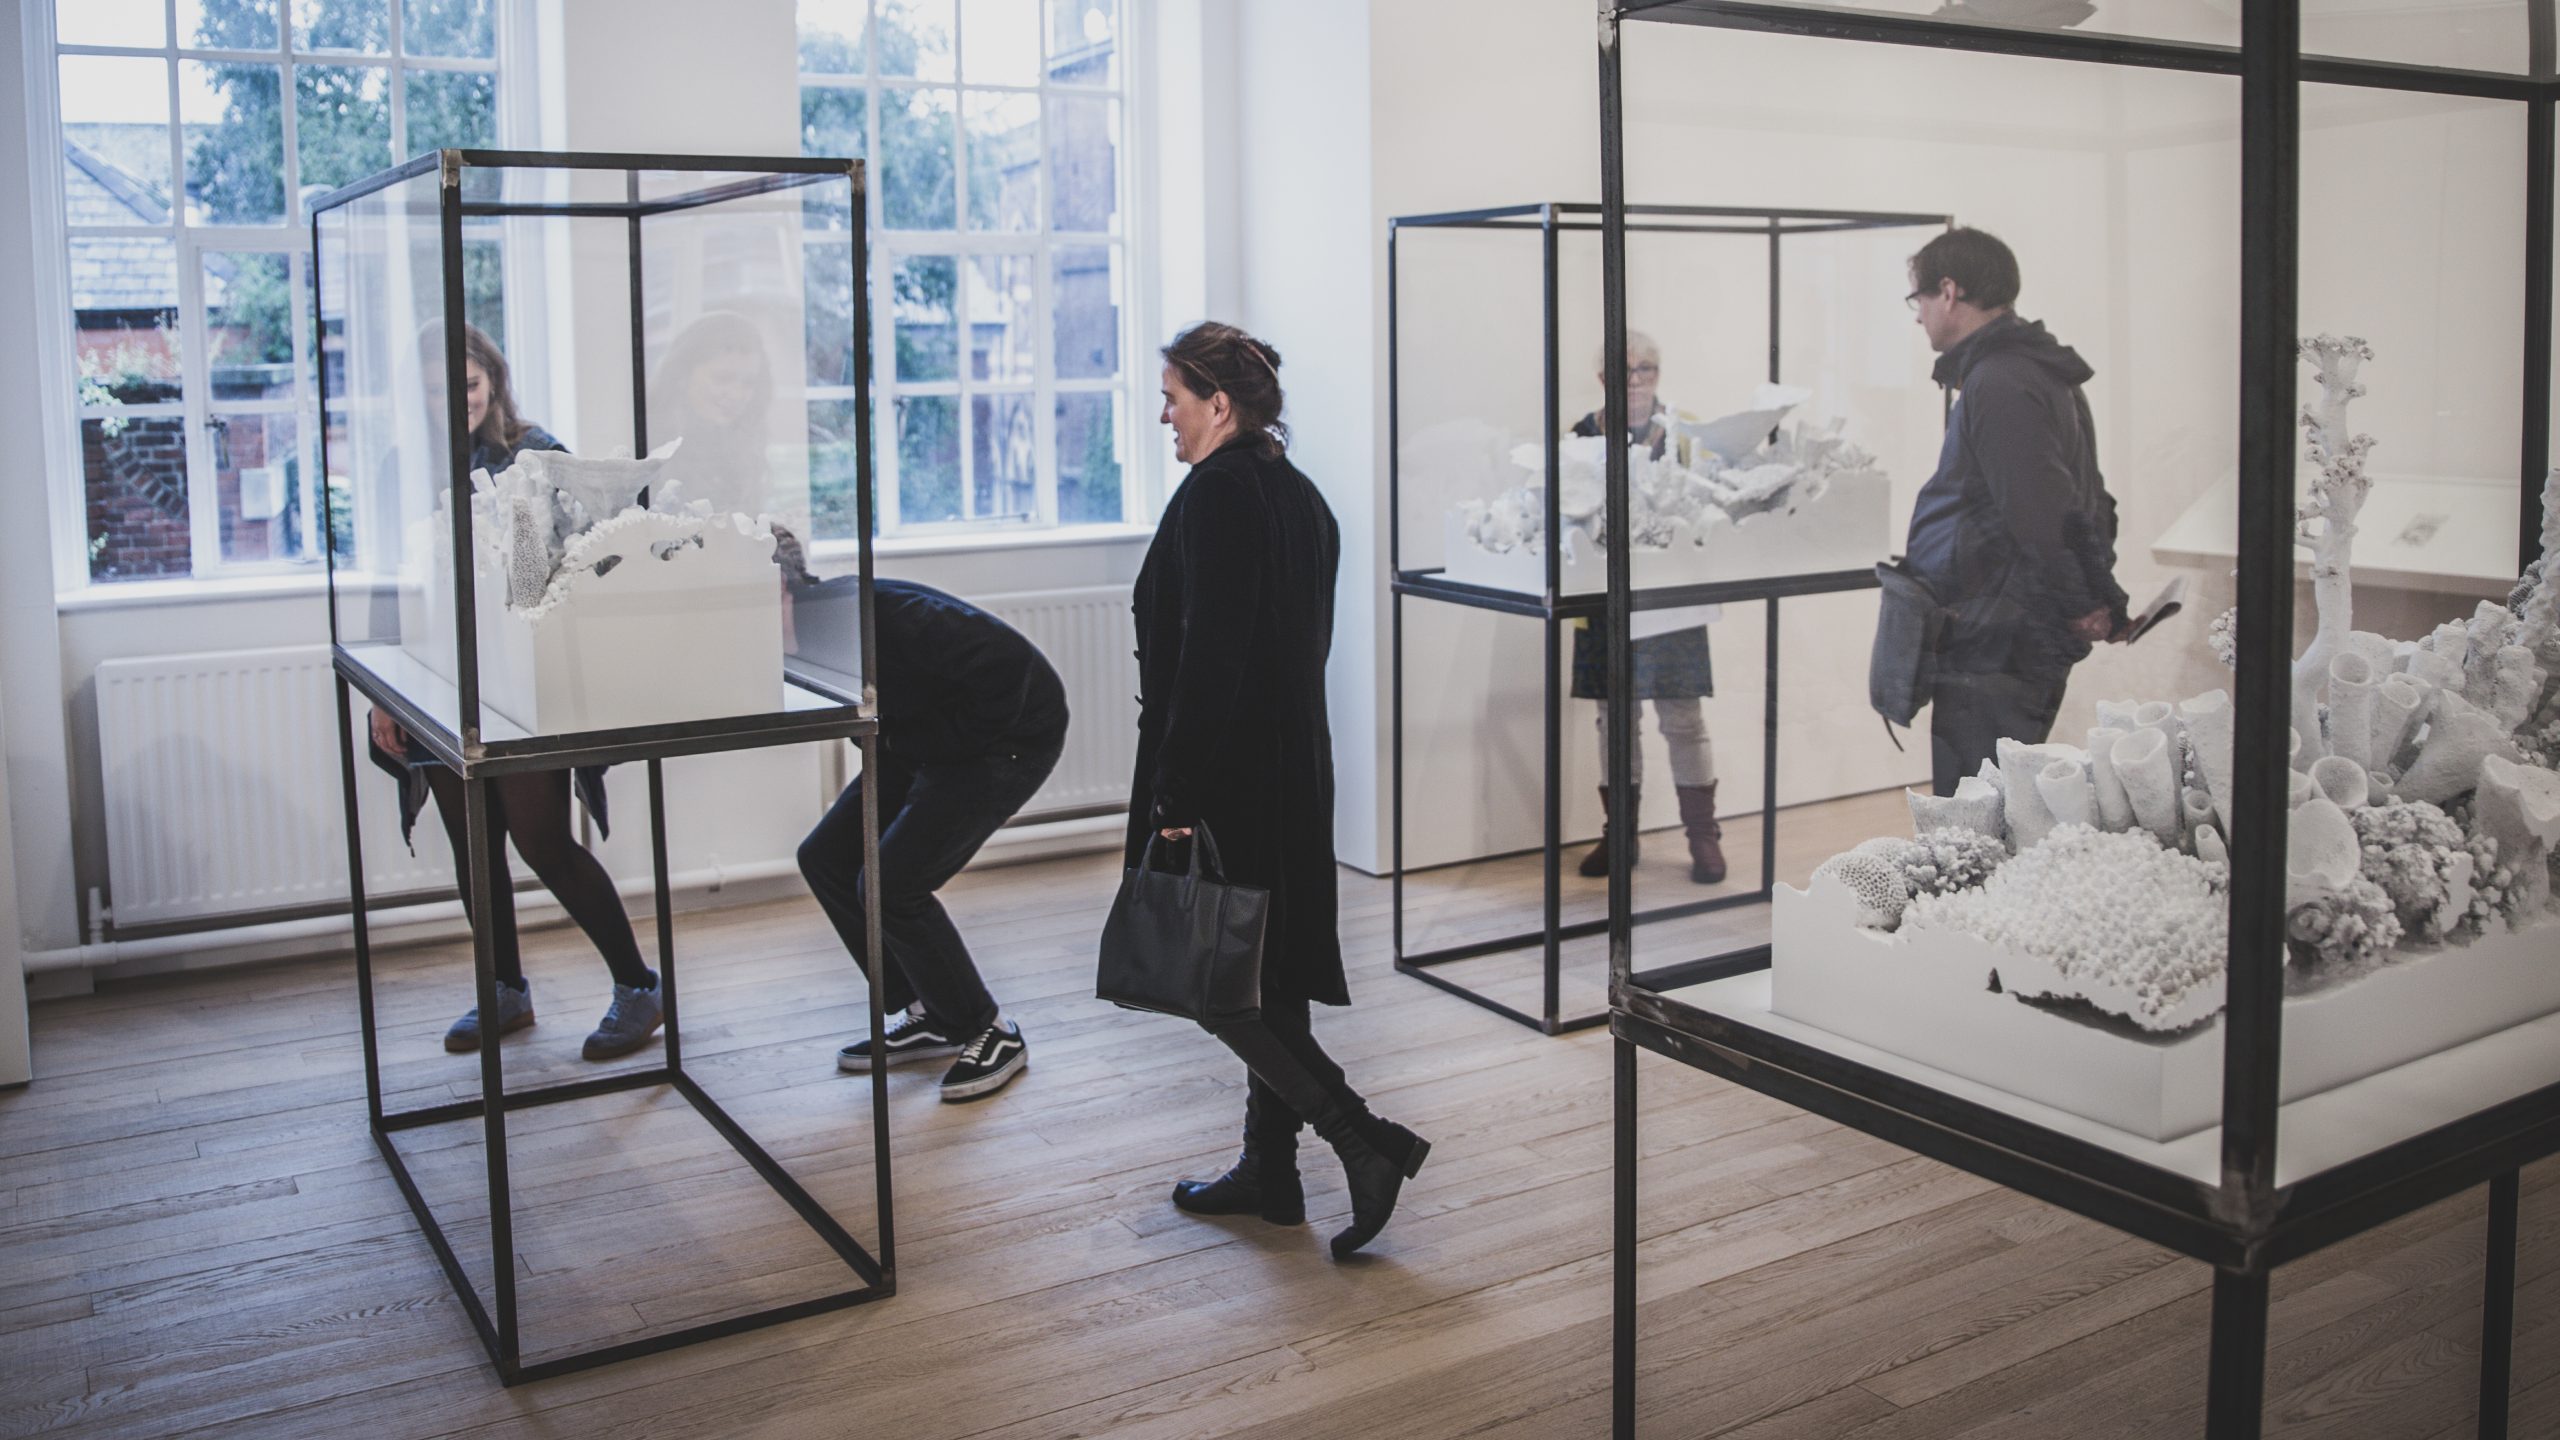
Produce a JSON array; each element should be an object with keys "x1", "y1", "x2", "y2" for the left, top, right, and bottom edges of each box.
[
  {"x1": 182, "y1": 61, "x2": 285, "y2": 224},
  {"x1": 963, "y1": 90, "x2": 1036, "y2": 233},
  {"x1": 60, "y1": 57, "x2": 174, "y2": 226},
  {"x1": 971, "y1": 391, "x2": 1034, "y2": 520},
  {"x1": 295, "y1": 64, "x2": 391, "y2": 198},
  {"x1": 69, "y1": 237, "x2": 184, "y2": 404},
  {"x1": 1051, "y1": 244, "x2": 1118, "y2": 381},
  {"x1": 213, "y1": 411, "x2": 311, "y2": 563},
  {"x1": 461, "y1": 235, "x2": 504, "y2": 343},
  {"x1": 1045, "y1": 0, "x2": 1115, "y2": 86},
  {"x1": 405, "y1": 67, "x2": 497, "y2": 199},
  {"x1": 807, "y1": 397, "x2": 865, "y2": 539},
  {"x1": 180, "y1": 0, "x2": 281, "y2": 49},
  {"x1": 799, "y1": 0, "x2": 869, "y2": 73},
  {"x1": 800, "y1": 83, "x2": 868, "y2": 229},
  {"x1": 897, "y1": 394, "x2": 960, "y2": 523},
  {"x1": 805, "y1": 239, "x2": 858, "y2": 387},
  {"x1": 1055, "y1": 391, "x2": 1119, "y2": 524},
  {"x1": 82, "y1": 414, "x2": 194, "y2": 583},
  {"x1": 205, "y1": 251, "x2": 296, "y2": 401},
  {"x1": 893, "y1": 255, "x2": 958, "y2": 381},
  {"x1": 878, "y1": 0, "x2": 955, "y2": 82},
  {"x1": 401, "y1": 0, "x2": 493, "y2": 58},
  {"x1": 961, "y1": 0, "x2": 1039, "y2": 86},
  {"x1": 292, "y1": 0, "x2": 388, "y2": 52},
  {"x1": 881, "y1": 86, "x2": 955, "y2": 229},
  {"x1": 1046, "y1": 93, "x2": 1116, "y2": 234},
  {"x1": 60, "y1": 0, "x2": 167, "y2": 47},
  {"x1": 967, "y1": 254, "x2": 1032, "y2": 384}
]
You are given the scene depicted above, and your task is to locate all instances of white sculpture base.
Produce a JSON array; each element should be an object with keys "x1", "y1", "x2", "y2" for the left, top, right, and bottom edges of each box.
[
  {"x1": 1438, "y1": 467, "x2": 1891, "y2": 598},
  {"x1": 1769, "y1": 880, "x2": 2560, "y2": 1142}
]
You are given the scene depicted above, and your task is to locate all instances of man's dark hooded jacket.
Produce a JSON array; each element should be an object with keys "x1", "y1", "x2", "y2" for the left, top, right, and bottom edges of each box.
[{"x1": 1905, "y1": 313, "x2": 2127, "y2": 676}]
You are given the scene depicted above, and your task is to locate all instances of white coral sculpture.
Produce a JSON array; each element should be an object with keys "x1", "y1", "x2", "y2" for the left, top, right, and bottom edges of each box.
[
  {"x1": 2292, "y1": 335, "x2": 2377, "y2": 761},
  {"x1": 469, "y1": 438, "x2": 774, "y2": 618}
]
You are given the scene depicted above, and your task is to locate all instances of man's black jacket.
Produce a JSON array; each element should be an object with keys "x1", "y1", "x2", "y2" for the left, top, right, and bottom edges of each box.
[{"x1": 871, "y1": 579, "x2": 1069, "y2": 763}]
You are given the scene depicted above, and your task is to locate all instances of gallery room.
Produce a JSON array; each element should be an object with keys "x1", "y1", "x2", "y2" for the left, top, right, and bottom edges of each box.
[{"x1": 0, "y1": 0, "x2": 2554, "y2": 1435}]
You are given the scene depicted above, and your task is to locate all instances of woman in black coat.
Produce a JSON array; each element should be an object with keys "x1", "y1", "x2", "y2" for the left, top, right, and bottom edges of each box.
[{"x1": 1130, "y1": 322, "x2": 1430, "y2": 1260}]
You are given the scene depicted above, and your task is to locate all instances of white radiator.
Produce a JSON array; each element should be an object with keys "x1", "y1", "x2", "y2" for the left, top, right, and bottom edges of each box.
[
  {"x1": 974, "y1": 585, "x2": 1141, "y2": 814},
  {"x1": 95, "y1": 645, "x2": 452, "y2": 929}
]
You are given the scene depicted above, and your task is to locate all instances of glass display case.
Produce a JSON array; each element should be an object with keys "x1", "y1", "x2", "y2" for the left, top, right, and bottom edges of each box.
[
  {"x1": 314, "y1": 150, "x2": 889, "y2": 1385},
  {"x1": 1596, "y1": 5, "x2": 2556, "y2": 1438}
]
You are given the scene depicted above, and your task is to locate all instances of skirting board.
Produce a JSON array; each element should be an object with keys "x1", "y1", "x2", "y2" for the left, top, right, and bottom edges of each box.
[
  {"x1": 1437, "y1": 468, "x2": 1890, "y2": 597},
  {"x1": 1770, "y1": 881, "x2": 2560, "y2": 1142}
]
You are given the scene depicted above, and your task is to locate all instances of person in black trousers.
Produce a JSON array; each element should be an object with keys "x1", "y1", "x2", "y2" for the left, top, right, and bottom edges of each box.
[
  {"x1": 799, "y1": 579, "x2": 1068, "y2": 1102},
  {"x1": 1135, "y1": 321, "x2": 1431, "y2": 1261}
]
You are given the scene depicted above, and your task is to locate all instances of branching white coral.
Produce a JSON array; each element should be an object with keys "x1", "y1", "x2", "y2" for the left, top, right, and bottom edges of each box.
[
  {"x1": 1895, "y1": 829, "x2": 2008, "y2": 898},
  {"x1": 2291, "y1": 335, "x2": 2377, "y2": 760},
  {"x1": 2351, "y1": 799, "x2": 2477, "y2": 944},
  {"x1": 2286, "y1": 876, "x2": 2402, "y2": 983}
]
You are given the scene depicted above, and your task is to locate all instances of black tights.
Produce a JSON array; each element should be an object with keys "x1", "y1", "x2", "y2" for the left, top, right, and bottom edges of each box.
[
  {"x1": 423, "y1": 767, "x2": 651, "y2": 991},
  {"x1": 1206, "y1": 994, "x2": 1365, "y2": 1140}
]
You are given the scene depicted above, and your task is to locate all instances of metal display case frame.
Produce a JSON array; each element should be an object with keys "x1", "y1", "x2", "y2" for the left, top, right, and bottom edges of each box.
[
  {"x1": 1593, "y1": 6, "x2": 2560, "y2": 1438},
  {"x1": 1388, "y1": 201, "x2": 1949, "y2": 1035},
  {"x1": 313, "y1": 150, "x2": 890, "y2": 1385}
]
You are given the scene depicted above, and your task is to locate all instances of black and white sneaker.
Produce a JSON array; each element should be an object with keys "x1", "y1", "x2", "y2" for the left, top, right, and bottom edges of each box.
[
  {"x1": 837, "y1": 1010, "x2": 962, "y2": 1072},
  {"x1": 938, "y1": 1020, "x2": 1027, "y2": 1103}
]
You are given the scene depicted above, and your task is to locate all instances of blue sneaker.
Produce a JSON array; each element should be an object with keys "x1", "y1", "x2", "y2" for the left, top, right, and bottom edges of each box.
[
  {"x1": 583, "y1": 979, "x2": 664, "y2": 1061},
  {"x1": 445, "y1": 979, "x2": 534, "y2": 1053}
]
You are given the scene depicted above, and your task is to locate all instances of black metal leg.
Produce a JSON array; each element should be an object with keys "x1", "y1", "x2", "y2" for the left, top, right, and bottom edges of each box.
[
  {"x1": 1393, "y1": 589, "x2": 1406, "y2": 967},
  {"x1": 649, "y1": 759, "x2": 678, "y2": 1074},
  {"x1": 1614, "y1": 1034, "x2": 1638, "y2": 1440},
  {"x1": 1544, "y1": 612, "x2": 1564, "y2": 1033},
  {"x1": 334, "y1": 677, "x2": 385, "y2": 1125},
  {"x1": 461, "y1": 774, "x2": 520, "y2": 1371},
  {"x1": 1759, "y1": 597, "x2": 1779, "y2": 898},
  {"x1": 860, "y1": 732, "x2": 893, "y2": 1276},
  {"x1": 2482, "y1": 1169, "x2": 2519, "y2": 1439},
  {"x1": 2206, "y1": 1268, "x2": 2269, "y2": 1440}
]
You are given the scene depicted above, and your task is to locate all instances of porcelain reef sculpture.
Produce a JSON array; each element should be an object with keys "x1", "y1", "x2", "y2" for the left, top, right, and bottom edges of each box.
[{"x1": 1794, "y1": 338, "x2": 2560, "y2": 1039}]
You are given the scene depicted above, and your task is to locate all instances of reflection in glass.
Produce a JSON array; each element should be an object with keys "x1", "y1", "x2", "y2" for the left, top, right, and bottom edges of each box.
[
  {"x1": 180, "y1": 0, "x2": 281, "y2": 49},
  {"x1": 800, "y1": 0, "x2": 870, "y2": 72},
  {"x1": 204, "y1": 251, "x2": 296, "y2": 400},
  {"x1": 878, "y1": 0, "x2": 956, "y2": 82},
  {"x1": 1045, "y1": 0, "x2": 1116, "y2": 85},
  {"x1": 972, "y1": 392, "x2": 1035, "y2": 520},
  {"x1": 899, "y1": 394, "x2": 961, "y2": 524},
  {"x1": 58, "y1": 0, "x2": 167, "y2": 48},
  {"x1": 882, "y1": 86, "x2": 957, "y2": 229},
  {"x1": 69, "y1": 237, "x2": 185, "y2": 403},
  {"x1": 894, "y1": 255, "x2": 959, "y2": 382},
  {"x1": 969, "y1": 254, "x2": 1034, "y2": 384},
  {"x1": 805, "y1": 239, "x2": 860, "y2": 389},
  {"x1": 1046, "y1": 93, "x2": 1117, "y2": 234},
  {"x1": 401, "y1": 0, "x2": 494, "y2": 58},
  {"x1": 650, "y1": 311, "x2": 779, "y2": 518},
  {"x1": 962, "y1": 0, "x2": 1041, "y2": 86},
  {"x1": 460, "y1": 236, "x2": 505, "y2": 344},
  {"x1": 295, "y1": 64, "x2": 391, "y2": 197},
  {"x1": 807, "y1": 397, "x2": 866, "y2": 540},
  {"x1": 800, "y1": 83, "x2": 868, "y2": 229},
  {"x1": 182, "y1": 61, "x2": 285, "y2": 224},
  {"x1": 213, "y1": 411, "x2": 310, "y2": 564},
  {"x1": 965, "y1": 90, "x2": 1039, "y2": 233},
  {"x1": 60, "y1": 56, "x2": 175, "y2": 225},
  {"x1": 1056, "y1": 391, "x2": 1120, "y2": 524},
  {"x1": 1052, "y1": 244, "x2": 1119, "y2": 381},
  {"x1": 82, "y1": 416, "x2": 194, "y2": 583},
  {"x1": 292, "y1": 0, "x2": 389, "y2": 52}
]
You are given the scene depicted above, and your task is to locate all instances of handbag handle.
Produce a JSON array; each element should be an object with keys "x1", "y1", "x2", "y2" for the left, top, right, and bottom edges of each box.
[{"x1": 1137, "y1": 820, "x2": 1228, "y2": 890}]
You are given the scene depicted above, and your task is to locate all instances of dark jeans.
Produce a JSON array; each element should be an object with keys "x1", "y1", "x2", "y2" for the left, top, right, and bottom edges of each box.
[
  {"x1": 1206, "y1": 994, "x2": 1365, "y2": 1137},
  {"x1": 423, "y1": 766, "x2": 651, "y2": 991},
  {"x1": 798, "y1": 734, "x2": 1064, "y2": 1037},
  {"x1": 1928, "y1": 663, "x2": 2074, "y2": 797}
]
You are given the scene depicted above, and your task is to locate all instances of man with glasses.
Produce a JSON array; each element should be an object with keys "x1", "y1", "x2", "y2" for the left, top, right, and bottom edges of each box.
[{"x1": 1902, "y1": 227, "x2": 2129, "y2": 795}]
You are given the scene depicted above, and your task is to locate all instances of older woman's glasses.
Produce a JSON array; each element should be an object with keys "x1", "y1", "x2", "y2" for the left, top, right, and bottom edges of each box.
[{"x1": 1624, "y1": 362, "x2": 1661, "y2": 380}]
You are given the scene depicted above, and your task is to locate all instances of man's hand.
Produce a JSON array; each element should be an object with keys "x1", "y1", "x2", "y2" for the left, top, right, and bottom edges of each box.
[
  {"x1": 2067, "y1": 606, "x2": 2117, "y2": 645},
  {"x1": 1158, "y1": 826, "x2": 1194, "y2": 841},
  {"x1": 368, "y1": 707, "x2": 407, "y2": 755}
]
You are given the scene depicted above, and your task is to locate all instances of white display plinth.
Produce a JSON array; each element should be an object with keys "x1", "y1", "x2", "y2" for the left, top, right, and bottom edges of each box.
[
  {"x1": 1769, "y1": 881, "x2": 2560, "y2": 1142},
  {"x1": 1437, "y1": 467, "x2": 1891, "y2": 597}
]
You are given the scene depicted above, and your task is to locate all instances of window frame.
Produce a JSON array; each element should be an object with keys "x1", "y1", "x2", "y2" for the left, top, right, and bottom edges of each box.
[
  {"x1": 32, "y1": 0, "x2": 512, "y2": 592},
  {"x1": 797, "y1": 0, "x2": 1151, "y2": 548}
]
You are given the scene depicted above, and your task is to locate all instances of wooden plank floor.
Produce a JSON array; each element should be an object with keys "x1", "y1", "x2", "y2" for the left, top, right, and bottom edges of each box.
[{"x1": 1, "y1": 792, "x2": 2550, "y2": 1439}]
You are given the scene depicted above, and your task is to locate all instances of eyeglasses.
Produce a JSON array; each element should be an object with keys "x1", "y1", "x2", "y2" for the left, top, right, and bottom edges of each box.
[
  {"x1": 1905, "y1": 289, "x2": 1930, "y2": 311},
  {"x1": 1624, "y1": 362, "x2": 1660, "y2": 380}
]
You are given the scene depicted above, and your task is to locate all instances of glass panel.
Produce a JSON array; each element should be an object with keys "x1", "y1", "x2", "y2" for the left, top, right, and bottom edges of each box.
[
  {"x1": 963, "y1": 90, "x2": 1038, "y2": 232},
  {"x1": 291, "y1": 0, "x2": 389, "y2": 52},
  {"x1": 400, "y1": 0, "x2": 494, "y2": 59},
  {"x1": 968, "y1": 253, "x2": 1033, "y2": 384},
  {"x1": 807, "y1": 396, "x2": 866, "y2": 539},
  {"x1": 460, "y1": 235, "x2": 504, "y2": 343},
  {"x1": 1045, "y1": 93, "x2": 1116, "y2": 234},
  {"x1": 800, "y1": 0, "x2": 870, "y2": 73},
  {"x1": 60, "y1": 0, "x2": 166, "y2": 48},
  {"x1": 960, "y1": 0, "x2": 1039, "y2": 86},
  {"x1": 881, "y1": 86, "x2": 956, "y2": 229},
  {"x1": 1699, "y1": 1, "x2": 2237, "y2": 47},
  {"x1": 1044, "y1": 0, "x2": 1115, "y2": 86},
  {"x1": 82, "y1": 414, "x2": 194, "y2": 583},
  {"x1": 181, "y1": 61, "x2": 285, "y2": 224},
  {"x1": 805, "y1": 239, "x2": 859, "y2": 388},
  {"x1": 212, "y1": 410, "x2": 310, "y2": 563},
  {"x1": 204, "y1": 251, "x2": 295, "y2": 401},
  {"x1": 295, "y1": 63, "x2": 391, "y2": 199},
  {"x1": 898, "y1": 394, "x2": 960, "y2": 523},
  {"x1": 970, "y1": 391, "x2": 1034, "y2": 520},
  {"x1": 2305, "y1": 0, "x2": 2528, "y2": 74},
  {"x1": 69, "y1": 236, "x2": 184, "y2": 405},
  {"x1": 799, "y1": 82, "x2": 868, "y2": 229},
  {"x1": 893, "y1": 254, "x2": 958, "y2": 381},
  {"x1": 1055, "y1": 390, "x2": 1119, "y2": 524},
  {"x1": 180, "y1": 0, "x2": 281, "y2": 49},
  {"x1": 1052, "y1": 243, "x2": 1118, "y2": 381},
  {"x1": 60, "y1": 56, "x2": 174, "y2": 226},
  {"x1": 878, "y1": 0, "x2": 956, "y2": 82},
  {"x1": 405, "y1": 68, "x2": 499, "y2": 200}
]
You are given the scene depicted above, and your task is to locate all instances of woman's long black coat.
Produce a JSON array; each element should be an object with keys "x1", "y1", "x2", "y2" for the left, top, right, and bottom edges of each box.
[{"x1": 1125, "y1": 435, "x2": 1346, "y2": 1006}]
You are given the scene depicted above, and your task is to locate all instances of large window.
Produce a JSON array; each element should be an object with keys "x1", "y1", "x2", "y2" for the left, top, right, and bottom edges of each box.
[
  {"x1": 50, "y1": 0, "x2": 501, "y2": 584},
  {"x1": 799, "y1": 0, "x2": 1134, "y2": 538}
]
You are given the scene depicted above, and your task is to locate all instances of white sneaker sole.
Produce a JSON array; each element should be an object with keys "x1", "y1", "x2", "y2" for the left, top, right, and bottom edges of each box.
[
  {"x1": 938, "y1": 1051, "x2": 1027, "y2": 1102},
  {"x1": 838, "y1": 1042, "x2": 961, "y2": 1073}
]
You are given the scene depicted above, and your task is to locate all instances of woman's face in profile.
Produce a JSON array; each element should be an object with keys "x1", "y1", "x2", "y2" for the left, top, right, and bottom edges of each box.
[
  {"x1": 463, "y1": 360, "x2": 491, "y2": 437},
  {"x1": 1159, "y1": 364, "x2": 1230, "y2": 465},
  {"x1": 687, "y1": 348, "x2": 764, "y2": 428}
]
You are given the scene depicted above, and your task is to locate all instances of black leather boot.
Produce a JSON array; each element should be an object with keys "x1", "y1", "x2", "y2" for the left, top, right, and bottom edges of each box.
[
  {"x1": 1172, "y1": 1083, "x2": 1305, "y2": 1225},
  {"x1": 1577, "y1": 786, "x2": 1639, "y2": 878},
  {"x1": 1313, "y1": 1106, "x2": 1431, "y2": 1260}
]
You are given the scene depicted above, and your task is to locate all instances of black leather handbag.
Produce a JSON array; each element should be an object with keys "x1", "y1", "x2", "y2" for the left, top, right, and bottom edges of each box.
[{"x1": 1097, "y1": 823, "x2": 1268, "y2": 1026}]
